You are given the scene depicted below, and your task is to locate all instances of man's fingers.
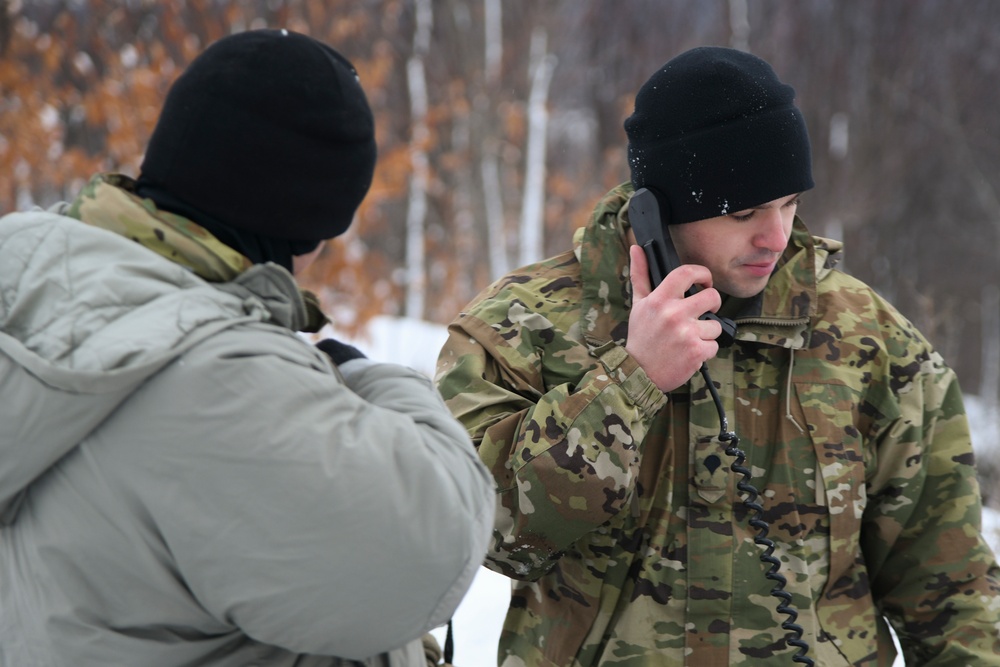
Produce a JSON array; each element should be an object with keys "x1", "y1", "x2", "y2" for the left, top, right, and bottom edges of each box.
[
  {"x1": 699, "y1": 316, "x2": 723, "y2": 342},
  {"x1": 629, "y1": 245, "x2": 652, "y2": 301}
]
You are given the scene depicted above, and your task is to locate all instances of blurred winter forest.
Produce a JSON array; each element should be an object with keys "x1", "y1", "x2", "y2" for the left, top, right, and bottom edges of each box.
[{"x1": 2, "y1": 1, "x2": 999, "y2": 473}]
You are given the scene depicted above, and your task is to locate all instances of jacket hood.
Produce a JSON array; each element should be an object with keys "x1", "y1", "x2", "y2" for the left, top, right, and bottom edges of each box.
[{"x1": 0, "y1": 209, "x2": 306, "y2": 524}]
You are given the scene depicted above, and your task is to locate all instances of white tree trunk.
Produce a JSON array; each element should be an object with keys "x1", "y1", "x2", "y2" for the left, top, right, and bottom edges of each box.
[
  {"x1": 518, "y1": 28, "x2": 556, "y2": 267},
  {"x1": 404, "y1": 0, "x2": 432, "y2": 320},
  {"x1": 728, "y1": 0, "x2": 750, "y2": 51},
  {"x1": 483, "y1": 0, "x2": 502, "y2": 86},
  {"x1": 481, "y1": 155, "x2": 508, "y2": 278},
  {"x1": 981, "y1": 284, "x2": 1000, "y2": 407},
  {"x1": 480, "y1": 0, "x2": 508, "y2": 279}
]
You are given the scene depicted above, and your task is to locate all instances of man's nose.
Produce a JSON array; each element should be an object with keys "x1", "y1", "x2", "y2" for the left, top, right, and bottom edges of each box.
[{"x1": 753, "y1": 209, "x2": 789, "y2": 253}]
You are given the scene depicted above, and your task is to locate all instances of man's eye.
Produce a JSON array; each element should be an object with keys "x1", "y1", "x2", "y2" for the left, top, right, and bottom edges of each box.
[{"x1": 731, "y1": 211, "x2": 755, "y2": 222}]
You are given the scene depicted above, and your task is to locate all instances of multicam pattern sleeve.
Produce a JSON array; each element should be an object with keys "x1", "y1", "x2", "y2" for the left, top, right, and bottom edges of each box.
[
  {"x1": 855, "y1": 294, "x2": 1000, "y2": 664},
  {"x1": 435, "y1": 252, "x2": 666, "y2": 581}
]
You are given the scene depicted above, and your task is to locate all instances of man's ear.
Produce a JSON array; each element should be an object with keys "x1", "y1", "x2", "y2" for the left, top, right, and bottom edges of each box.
[{"x1": 292, "y1": 241, "x2": 326, "y2": 276}]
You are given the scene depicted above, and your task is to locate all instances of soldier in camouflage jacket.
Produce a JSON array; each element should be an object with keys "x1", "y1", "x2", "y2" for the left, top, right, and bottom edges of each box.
[{"x1": 435, "y1": 47, "x2": 1000, "y2": 666}]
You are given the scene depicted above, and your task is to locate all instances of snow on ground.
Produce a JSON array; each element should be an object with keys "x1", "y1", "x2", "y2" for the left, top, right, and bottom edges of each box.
[
  {"x1": 330, "y1": 315, "x2": 450, "y2": 380},
  {"x1": 325, "y1": 315, "x2": 1000, "y2": 666}
]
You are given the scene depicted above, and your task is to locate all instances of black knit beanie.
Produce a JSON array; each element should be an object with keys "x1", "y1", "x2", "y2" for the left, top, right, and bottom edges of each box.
[
  {"x1": 137, "y1": 29, "x2": 377, "y2": 268},
  {"x1": 624, "y1": 46, "x2": 813, "y2": 224}
]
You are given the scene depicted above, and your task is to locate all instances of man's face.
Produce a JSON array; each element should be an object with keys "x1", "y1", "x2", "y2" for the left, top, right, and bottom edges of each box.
[{"x1": 669, "y1": 193, "x2": 800, "y2": 298}]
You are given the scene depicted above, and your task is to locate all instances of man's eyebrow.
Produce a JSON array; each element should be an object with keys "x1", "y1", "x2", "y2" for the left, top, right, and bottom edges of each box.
[{"x1": 749, "y1": 193, "x2": 802, "y2": 210}]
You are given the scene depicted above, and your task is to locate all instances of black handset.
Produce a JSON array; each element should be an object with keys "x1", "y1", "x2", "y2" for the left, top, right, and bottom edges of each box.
[{"x1": 628, "y1": 187, "x2": 737, "y2": 347}]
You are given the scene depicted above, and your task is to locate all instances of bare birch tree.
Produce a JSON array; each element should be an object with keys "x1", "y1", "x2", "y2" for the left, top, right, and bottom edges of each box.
[
  {"x1": 728, "y1": 0, "x2": 750, "y2": 51},
  {"x1": 481, "y1": 0, "x2": 508, "y2": 279},
  {"x1": 404, "y1": 0, "x2": 432, "y2": 319},
  {"x1": 517, "y1": 27, "x2": 556, "y2": 267}
]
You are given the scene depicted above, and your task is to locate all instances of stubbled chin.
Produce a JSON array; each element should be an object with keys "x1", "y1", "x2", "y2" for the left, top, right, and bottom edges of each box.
[{"x1": 721, "y1": 277, "x2": 769, "y2": 299}]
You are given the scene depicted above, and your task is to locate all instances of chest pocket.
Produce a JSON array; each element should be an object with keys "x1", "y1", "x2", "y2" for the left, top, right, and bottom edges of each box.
[
  {"x1": 794, "y1": 380, "x2": 883, "y2": 666},
  {"x1": 736, "y1": 373, "x2": 876, "y2": 665},
  {"x1": 738, "y1": 382, "x2": 839, "y2": 598}
]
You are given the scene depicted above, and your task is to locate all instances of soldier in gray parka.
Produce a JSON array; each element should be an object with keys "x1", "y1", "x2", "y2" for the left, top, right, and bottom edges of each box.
[{"x1": 0, "y1": 29, "x2": 494, "y2": 667}]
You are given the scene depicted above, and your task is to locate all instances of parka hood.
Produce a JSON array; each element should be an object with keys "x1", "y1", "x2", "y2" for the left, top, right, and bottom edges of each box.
[{"x1": 0, "y1": 209, "x2": 305, "y2": 524}]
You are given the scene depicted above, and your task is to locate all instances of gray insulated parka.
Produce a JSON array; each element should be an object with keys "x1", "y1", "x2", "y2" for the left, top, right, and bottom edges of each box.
[{"x1": 0, "y1": 207, "x2": 495, "y2": 666}]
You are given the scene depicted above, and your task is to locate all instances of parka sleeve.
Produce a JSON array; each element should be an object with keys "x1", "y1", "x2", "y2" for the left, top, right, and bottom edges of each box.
[
  {"x1": 861, "y1": 342, "x2": 1000, "y2": 664},
  {"x1": 145, "y1": 334, "x2": 496, "y2": 661},
  {"x1": 435, "y1": 309, "x2": 666, "y2": 581}
]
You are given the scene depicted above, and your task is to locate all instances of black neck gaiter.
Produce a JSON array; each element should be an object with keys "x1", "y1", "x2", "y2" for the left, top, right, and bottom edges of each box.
[{"x1": 135, "y1": 180, "x2": 319, "y2": 273}]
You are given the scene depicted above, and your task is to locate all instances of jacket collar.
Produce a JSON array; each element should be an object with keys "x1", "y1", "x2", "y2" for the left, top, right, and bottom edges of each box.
[
  {"x1": 64, "y1": 174, "x2": 329, "y2": 333},
  {"x1": 575, "y1": 183, "x2": 842, "y2": 351}
]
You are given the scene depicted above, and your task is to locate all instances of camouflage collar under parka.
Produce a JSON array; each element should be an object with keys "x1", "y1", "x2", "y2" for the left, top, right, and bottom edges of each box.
[{"x1": 435, "y1": 183, "x2": 1000, "y2": 666}]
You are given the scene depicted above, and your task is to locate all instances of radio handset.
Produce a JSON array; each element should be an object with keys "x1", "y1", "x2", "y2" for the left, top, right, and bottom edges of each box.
[{"x1": 628, "y1": 187, "x2": 736, "y2": 347}]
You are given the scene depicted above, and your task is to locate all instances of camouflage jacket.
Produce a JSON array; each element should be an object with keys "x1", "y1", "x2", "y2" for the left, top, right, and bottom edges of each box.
[{"x1": 435, "y1": 183, "x2": 1000, "y2": 666}]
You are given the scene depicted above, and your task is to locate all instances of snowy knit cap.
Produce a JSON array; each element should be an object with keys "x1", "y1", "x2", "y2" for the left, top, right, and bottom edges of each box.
[{"x1": 624, "y1": 46, "x2": 813, "y2": 224}]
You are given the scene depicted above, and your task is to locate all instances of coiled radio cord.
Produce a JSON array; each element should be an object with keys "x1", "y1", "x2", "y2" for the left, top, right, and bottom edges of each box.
[{"x1": 700, "y1": 363, "x2": 814, "y2": 666}]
